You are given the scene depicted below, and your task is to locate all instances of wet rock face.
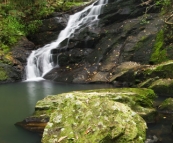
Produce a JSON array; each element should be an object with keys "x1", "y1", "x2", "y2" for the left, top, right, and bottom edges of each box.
[
  {"x1": 27, "y1": 16, "x2": 68, "y2": 47},
  {"x1": 20, "y1": 0, "x2": 171, "y2": 85},
  {"x1": 0, "y1": 37, "x2": 35, "y2": 83},
  {"x1": 52, "y1": 48, "x2": 93, "y2": 67},
  {"x1": 43, "y1": 0, "x2": 164, "y2": 83},
  {"x1": 99, "y1": 0, "x2": 159, "y2": 26},
  {"x1": 0, "y1": 63, "x2": 21, "y2": 83},
  {"x1": 12, "y1": 37, "x2": 35, "y2": 63}
]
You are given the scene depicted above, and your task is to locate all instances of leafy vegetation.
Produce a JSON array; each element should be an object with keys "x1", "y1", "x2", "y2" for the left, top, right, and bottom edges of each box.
[{"x1": 0, "y1": 0, "x2": 86, "y2": 64}]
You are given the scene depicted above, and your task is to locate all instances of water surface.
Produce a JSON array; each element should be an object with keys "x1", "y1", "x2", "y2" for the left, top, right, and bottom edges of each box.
[
  {"x1": 1, "y1": 80, "x2": 173, "y2": 143},
  {"x1": 0, "y1": 80, "x2": 112, "y2": 143}
]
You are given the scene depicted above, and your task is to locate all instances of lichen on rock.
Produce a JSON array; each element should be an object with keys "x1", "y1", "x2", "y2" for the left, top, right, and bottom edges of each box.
[
  {"x1": 35, "y1": 88, "x2": 157, "y2": 122},
  {"x1": 42, "y1": 95, "x2": 147, "y2": 143}
]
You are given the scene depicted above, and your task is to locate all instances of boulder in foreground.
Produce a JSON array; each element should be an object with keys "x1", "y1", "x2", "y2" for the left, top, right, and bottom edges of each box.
[{"x1": 42, "y1": 95, "x2": 147, "y2": 143}]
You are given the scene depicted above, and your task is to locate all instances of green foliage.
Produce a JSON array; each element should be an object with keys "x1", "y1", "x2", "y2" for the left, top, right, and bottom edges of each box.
[
  {"x1": 0, "y1": 0, "x2": 86, "y2": 64},
  {"x1": 0, "y1": 13, "x2": 24, "y2": 56},
  {"x1": 9, "y1": 0, "x2": 35, "y2": 5},
  {"x1": 25, "y1": 20, "x2": 42, "y2": 34},
  {"x1": 154, "y1": 0, "x2": 171, "y2": 14},
  {"x1": 155, "y1": 0, "x2": 171, "y2": 7}
]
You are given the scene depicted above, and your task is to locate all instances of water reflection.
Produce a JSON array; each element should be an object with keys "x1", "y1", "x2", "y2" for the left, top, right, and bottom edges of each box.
[
  {"x1": 147, "y1": 113, "x2": 173, "y2": 143},
  {"x1": 0, "y1": 80, "x2": 113, "y2": 143}
]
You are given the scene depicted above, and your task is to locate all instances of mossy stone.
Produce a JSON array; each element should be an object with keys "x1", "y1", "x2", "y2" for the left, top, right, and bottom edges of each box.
[
  {"x1": 158, "y1": 98, "x2": 173, "y2": 113},
  {"x1": 0, "y1": 67, "x2": 8, "y2": 81},
  {"x1": 42, "y1": 95, "x2": 147, "y2": 143},
  {"x1": 150, "y1": 30, "x2": 168, "y2": 64},
  {"x1": 149, "y1": 79, "x2": 173, "y2": 96},
  {"x1": 35, "y1": 88, "x2": 157, "y2": 118}
]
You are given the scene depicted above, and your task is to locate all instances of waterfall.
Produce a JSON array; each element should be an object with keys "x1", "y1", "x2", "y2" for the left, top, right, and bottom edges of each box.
[{"x1": 26, "y1": 0, "x2": 108, "y2": 81}]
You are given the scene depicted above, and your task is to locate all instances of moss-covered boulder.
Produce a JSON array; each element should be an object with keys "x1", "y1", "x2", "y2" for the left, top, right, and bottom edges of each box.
[
  {"x1": 143, "y1": 61, "x2": 173, "y2": 79},
  {"x1": 158, "y1": 98, "x2": 173, "y2": 113},
  {"x1": 148, "y1": 79, "x2": 173, "y2": 96},
  {"x1": 42, "y1": 95, "x2": 147, "y2": 143},
  {"x1": 0, "y1": 62, "x2": 21, "y2": 83},
  {"x1": 110, "y1": 61, "x2": 173, "y2": 88},
  {"x1": 35, "y1": 88, "x2": 157, "y2": 122},
  {"x1": 0, "y1": 67, "x2": 8, "y2": 81},
  {"x1": 16, "y1": 88, "x2": 157, "y2": 142}
]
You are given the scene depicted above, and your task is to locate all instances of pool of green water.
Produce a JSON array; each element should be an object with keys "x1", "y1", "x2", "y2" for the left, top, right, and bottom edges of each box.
[{"x1": 0, "y1": 80, "x2": 112, "y2": 143}]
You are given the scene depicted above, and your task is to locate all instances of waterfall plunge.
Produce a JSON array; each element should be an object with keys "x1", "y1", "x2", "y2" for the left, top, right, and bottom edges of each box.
[{"x1": 26, "y1": 0, "x2": 108, "y2": 81}]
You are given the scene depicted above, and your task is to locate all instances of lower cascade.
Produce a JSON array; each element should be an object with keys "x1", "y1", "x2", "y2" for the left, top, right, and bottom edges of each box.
[{"x1": 25, "y1": 0, "x2": 108, "y2": 81}]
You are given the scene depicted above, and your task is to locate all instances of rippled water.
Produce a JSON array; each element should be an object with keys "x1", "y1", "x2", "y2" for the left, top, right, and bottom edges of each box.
[{"x1": 0, "y1": 81, "x2": 112, "y2": 143}]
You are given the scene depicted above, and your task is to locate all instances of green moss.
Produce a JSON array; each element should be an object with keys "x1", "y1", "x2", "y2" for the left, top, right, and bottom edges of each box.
[
  {"x1": 42, "y1": 96, "x2": 147, "y2": 143},
  {"x1": 0, "y1": 67, "x2": 8, "y2": 81},
  {"x1": 80, "y1": 88, "x2": 157, "y2": 106},
  {"x1": 144, "y1": 61, "x2": 173, "y2": 78},
  {"x1": 149, "y1": 78, "x2": 173, "y2": 96},
  {"x1": 150, "y1": 30, "x2": 168, "y2": 64},
  {"x1": 34, "y1": 88, "x2": 156, "y2": 126},
  {"x1": 158, "y1": 98, "x2": 173, "y2": 111}
]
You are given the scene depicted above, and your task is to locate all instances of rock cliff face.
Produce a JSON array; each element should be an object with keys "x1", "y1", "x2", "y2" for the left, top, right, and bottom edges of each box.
[
  {"x1": 40, "y1": 0, "x2": 171, "y2": 84},
  {"x1": 2, "y1": 0, "x2": 173, "y2": 83},
  {"x1": 0, "y1": 37, "x2": 35, "y2": 83}
]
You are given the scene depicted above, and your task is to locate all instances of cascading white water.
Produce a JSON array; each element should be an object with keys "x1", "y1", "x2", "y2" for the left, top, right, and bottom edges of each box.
[{"x1": 26, "y1": 0, "x2": 108, "y2": 81}]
